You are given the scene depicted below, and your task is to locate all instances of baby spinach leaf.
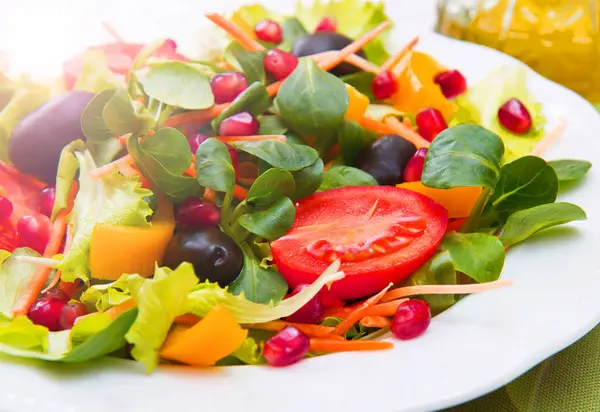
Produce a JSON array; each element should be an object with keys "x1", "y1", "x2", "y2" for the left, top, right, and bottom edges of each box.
[
  {"x1": 229, "y1": 248, "x2": 288, "y2": 305},
  {"x1": 81, "y1": 90, "x2": 115, "y2": 142},
  {"x1": 276, "y1": 59, "x2": 348, "y2": 138},
  {"x1": 280, "y1": 18, "x2": 309, "y2": 51},
  {"x1": 259, "y1": 115, "x2": 288, "y2": 135},
  {"x1": 422, "y1": 124, "x2": 505, "y2": 189},
  {"x1": 291, "y1": 159, "x2": 324, "y2": 200},
  {"x1": 138, "y1": 61, "x2": 214, "y2": 109},
  {"x1": 225, "y1": 42, "x2": 266, "y2": 85},
  {"x1": 337, "y1": 120, "x2": 371, "y2": 164},
  {"x1": 488, "y1": 156, "x2": 558, "y2": 222},
  {"x1": 319, "y1": 166, "x2": 377, "y2": 191},
  {"x1": 238, "y1": 197, "x2": 295, "y2": 240},
  {"x1": 142, "y1": 128, "x2": 192, "y2": 175},
  {"x1": 442, "y1": 232, "x2": 506, "y2": 283},
  {"x1": 230, "y1": 140, "x2": 319, "y2": 171},
  {"x1": 341, "y1": 72, "x2": 376, "y2": 101},
  {"x1": 195, "y1": 138, "x2": 235, "y2": 194},
  {"x1": 212, "y1": 82, "x2": 269, "y2": 129},
  {"x1": 500, "y1": 202, "x2": 587, "y2": 247},
  {"x1": 548, "y1": 159, "x2": 592, "y2": 182},
  {"x1": 405, "y1": 251, "x2": 457, "y2": 315},
  {"x1": 246, "y1": 168, "x2": 295, "y2": 208}
]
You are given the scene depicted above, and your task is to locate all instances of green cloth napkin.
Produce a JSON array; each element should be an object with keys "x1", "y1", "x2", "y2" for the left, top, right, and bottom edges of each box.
[{"x1": 444, "y1": 324, "x2": 600, "y2": 411}]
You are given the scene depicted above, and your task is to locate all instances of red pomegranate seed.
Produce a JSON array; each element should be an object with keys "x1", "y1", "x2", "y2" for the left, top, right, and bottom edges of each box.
[
  {"x1": 402, "y1": 148, "x2": 428, "y2": 182},
  {"x1": 498, "y1": 98, "x2": 532, "y2": 134},
  {"x1": 163, "y1": 38, "x2": 178, "y2": 50},
  {"x1": 434, "y1": 70, "x2": 467, "y2": 99},
  {"x1": 39, "y1": 187, "x2": 56, "y2": 217},
  {"x1": 226, "y1": 143, "x2": 240, "y2": 180},
  {"x1": 264, "y1": 326, "x2": 310, "y2": 367},
  {"x1": 42, "y1": 288, "x2": 70, "y2": 303},
  {"x1": 219, "y1": 112, "x2": 260, "y2": 136},
  {"x1": 264, "y1": 49, "x2": 299, "y2": 80},
  {"x1": 210, "y1": 72, "x2": 249, "y2": 104},
  {"x1": 255, "y1": 19, "x2": 283, "y2": 44},
  {"x1": 391, "y1": 299, "x2": 431, "y2": 340},
  {"x1": 177, "y1": 197, "x2": 221, "y2": 230},
  {"x1": 16, "y1": 214, "x2": 51, "y2": 254},
  {"x1": 28, "y1": 297, "x2": 66, "y2": 331},
  {"x1": 286, "y1": 284, "x2": 324, "y2": 324},
  {"x1": 187, "y1": 133, "x2": 209, "y2": 154},
  {"x1": 416, "y1": 108, "x2": 448, "y2": 142},
  {"x1": 59, "y1": 301, "x2": 88, "y2": 330},
  {"x1": 371, "y1": 70, "x2": 398, "y2": 100},
  {"x1": 0, "y1": 196, "x2": 13, "y2": 224},
  {"x1": 315, "y1": 17, "x2": 337, "y2": 32}
]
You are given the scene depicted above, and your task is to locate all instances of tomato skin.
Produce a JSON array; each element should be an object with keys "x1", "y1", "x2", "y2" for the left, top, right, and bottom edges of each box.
[{"x1": 272, "y1": 186, "x2": 448, "y2": 300}]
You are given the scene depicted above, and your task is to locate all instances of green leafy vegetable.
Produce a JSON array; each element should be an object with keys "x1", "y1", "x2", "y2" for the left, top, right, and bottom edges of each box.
[
  {"x1": 319, "y1": 166, "x2": 377, "y2": 191},
  {"x1": 500, "y1": 203, "x2": 587, "y2": 247},
  {"x1": 276, "y1": 59, "x2": 348, "y2": 138},
  {"x1": 422, "y1": 124, "x2": 505, "y2": 189},
  {"x1": 246, "y1": 168, "x2": 295, "y2": 208},
  {"x1": 230, "y1": 140, "x2": 319, "y2": 171},
  {"x1": 341, "y1": 72, "x2": 376, "y2": 100},
  {"x1": 291, "y1": 159, "x2": 324, "y2": 201},
  {"x1": 125, "y1": 264, "x2": 199, "y2": 373},
  {"x1": 442, "y1": 232, "x2": 506, "y2": 283},
  {"x1": 81, "y1": 90, "x2": 115, "y2": 142},
  {"x1": 238, "y1": 197, "x2": 295, "y2": 241},
  {"x1": 231, "y1": 4, "x2": 276, "y2": 27},
  {"x1": 0, "y1": 248, "x2": 41, "y2": 318},
  {"x1": 212, "y1": 82, "x2": 269, "y2": 129},
  {"x1": 229, "y1": 337, "x2": 265, "y2": 365},
  {"x1": 52, "y1": 140, "x2": 85, "y2": 220},
  {"x1": 259, "y1": 115, "x2": 288, "y2": 135},
  {"x1": 195, "y1": 138, "x2": 236, "y2": 194},
  {"x1": 138, "y1": 61, "x2": 214, "y2": 110},
  {"x1": 337, "y1": 120, "x2": 372, "y2": 164},
  {"x1": 280, "y1": 18, "x2": 309, "y2": 51},
  {"x1": 406, "y1": 251, "x2": 457, "y2": 315},
  {"x1": 73, "y1": 50, "x2": 123, "y2": 93},
  {"x1": 548, "y1": 159, "x2": 592, "y2": 182},
  {"x1": 86, "y1": 139, "x2": 123, "y2": 167},
  {"x1": 225, "y1": 42, "x2": 266, "y2": 85}
]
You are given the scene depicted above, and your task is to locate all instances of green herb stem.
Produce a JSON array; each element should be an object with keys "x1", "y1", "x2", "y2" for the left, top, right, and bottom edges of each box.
[{"x1": 460, "y1": 186, "x2": 492, "y2": 233}]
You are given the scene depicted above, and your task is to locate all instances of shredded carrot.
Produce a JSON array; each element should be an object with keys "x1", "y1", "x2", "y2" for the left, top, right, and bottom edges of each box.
[
  {"x1": 324, "y1": 161, "x2": 334, "y2": 171},
  {"x1": 216, "y1": 135, "x2": 286, "y2": 143},
  {"x1": 233, "y1": 185, "x2": 248, "y2": 201},
  {"x1": 204, "y1": 188, "x2": 216, "y2": 203},
  {"x1": 309, "y1": 51, "x2": 380, "y2": 73},
  {"x1": 163, "y1": 104, "x2": 228, "y2": 128},
  {"x1": 531, "y1": 118, "x2": 567, "y2": 156},
  {"x1": 310, "y1": 338, "x2": 393, "y2": 352},
  {"x1": 102, "y1": 21, "x2": 125, "y2": 43},
  {"x1": 58, "y1": 280, "x2": 81, "y2": 298},
  {"x1": 238, "y1": 161, "x2": 259, "y2": 186},
  {"x1": 359, "y1": 116, "x2": 398, "y2": 135},
  {"x1": 380, "y1": 279, "x2": 512, "y2": 303},
  {"x1": 359, "y1": 316, "x2": 391, "y2": 328},
  {"x1": 117, "y1": 134, "x2": 129, "y2": 145},
  {"x1": 205, "y1": 13, "x2": 265, "y2": 52},
  {"x1": 246, "y1": 321, "x2": 343, "y2": 339},
  {"x1": 384, "y1": 117, "x2": 430, "y2": 148},
  {"x1": 216, "y1": 61, "x2": 234, "y2": 70},
  {"x1": 105, "y1": 299, "x2": 137, "y2": 319},
  {"x1": 330, "y1": 284, "x2": 392, "y2": 336},
  {"x1": 324, "y1": 298, "x2": 408, "y2": 319},
  {"x1": 380, "y1": 36, "x2": 420, "y2": 72},
  {"x1": 174, "y1": 314, "x2": 202, "y2": 326}
]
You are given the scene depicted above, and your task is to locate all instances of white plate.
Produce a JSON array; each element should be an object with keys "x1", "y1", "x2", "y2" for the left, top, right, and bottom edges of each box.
[{"x1": 2, "y1": 10, "x2": 600, "y2": 412}]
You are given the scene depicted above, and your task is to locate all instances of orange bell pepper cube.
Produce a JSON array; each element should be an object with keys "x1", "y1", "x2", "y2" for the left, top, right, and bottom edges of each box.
[
  {"x1": 397, "y1": 181, "x2": 482, "y2": 219},
  {"x1": 160, "y1": 306, "x2": 248, "y2": 367},
  {"x1": 89, "y1": 196, "x2": 175, "y2": 280},
  {"x1": 344, "y1": 84, "x2": 370, "y2": 122}
]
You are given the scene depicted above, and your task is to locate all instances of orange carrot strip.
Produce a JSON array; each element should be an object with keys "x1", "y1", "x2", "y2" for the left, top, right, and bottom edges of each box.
[
  {"x1": 310, "y1": 338, "x2": 393, "y2": 352},
  {"x1": 117, "y1": 134, "x2": 129, "y2": 145},
  {"x1": 366, "y1": 299, "x2": 408, "y2": 317},
  {"x1": 216, "y1": 61, "x2": 234, "y2": 70},
  {"x1": 102, "y1": 21, "x2": 125, "y2": 43},
  {"x1": 359, "y1": 316, "x2": 391, "y2": 328},
  {"x1": 359, "y1": 116, "x2": 398, "y2": 135},
  {"x1": 380, "y1": 36, "x2": 420, "y2": 72},
  {"x1": 205, "y1": 13, "x2": 265, "y2": 52},
  {"x1": 89, "y1": 155, "x2": 134, "y2": 179},
  {"x1": 324, "y1": 161, "x2": 334, "y2": 172},
  {"x1": 216, "y1": 135, "x2": 286, "y2": 143},
  {"x1": 233, "y1": 185, "x2": 248, "y2": 201},
  {"x1": 204, "y1": 188, "x2": 216, "y2": 203},
  {"x1": 384, "y1": 117, "x2": 430, "y2": 148},
  {"x1": 174, "y1": 314, "x2": 202, "y2": 326},
  {"x1": 531, "y1": 118, "x2": 567, "y2": 156},
  {"x1": 246, "y1": 321, "x2": 341, "y2": 339},
  {"x1": 330, "y1": 284, "x2": 392, "y2": 336},
  {"x1": 309, "y1": 51, "x2": 380, "y2": 73},
  {"x1": 105, "y1": 300, "x2": 137, "y2": 319},
  {"x1": 380, "y1": 279, "x2": 512, "y2": 303},
  {"x1": 163, "y1": 104, "x2": 228, "y2": 128}
]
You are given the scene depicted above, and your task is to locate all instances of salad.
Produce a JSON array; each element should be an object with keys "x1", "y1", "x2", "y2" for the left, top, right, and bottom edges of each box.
[{"x1": 0, "y1": 0, "x2": 593, "y2": 372}]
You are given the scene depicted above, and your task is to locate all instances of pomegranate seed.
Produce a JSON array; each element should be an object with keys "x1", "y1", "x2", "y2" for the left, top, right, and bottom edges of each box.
[
  {"x1": 163, "y1": 38, "x2": 178, "y2": 50},
  {"x1": 59, "y1": 301, "x2": 88, "y2": 330},
  {"x1": 16, "y1": 214, "x2": 51, "y2": 254},
  {"x1": 371, "y1": 70, "x2": 398, "y2": 100},
  {"x1": 42, "y1": 288, "x2": 70, "y2": 303},
  {"x1": 402, "y1": 148, "x2": 428, "y2": 182},
  {"x1": 177, "y1": 197, "x2": 221, "y2": 230},
  {"x1": 219, "y1": 112, "x2": 260, "y2": 136},
  {"x1": 416, "y1": 108, "x2": 448, "y2": 142},
  {"x1": 0, "y1": 196, "x2": 13, "y2": 224},
  {"x1": 39, "y1": 187, "x2": 56, "y2": 217},
  {"x1": 188, "y1": 133, "x2": 209, "y2": 154},
  {"x1": 434, "y1": 70, "x2": 467, "y2": 99},
  {"x1": 254, "y1": 19, "x2": 283, "y2": 44},
  {"x1": 286, "y1": 285, "x2": 324, "y2": 324},
  {"x1": 315, "y1": 17, "x2": 337, "y2": 32},
  {"x1": 264, "y1": 49, "x2": 299, "y2": 81},
  {"x1": 264, "y1": 326, "x2": 310, "y2": 367},
  {"x1": 498, "y1": 98, "x2": 532, "y2": 134},
  {"x1": 210, "y1": 72, "x2": 249, "y2": 104},
  {"x1": 226, "y1": 143, "x2": 240, "y2": 180},
  {"x1": 28, "y1": 297, "x2": 66, "y2": 331},
  {"x1": 391, "y1": 299, "x2": 431, "y2": 340}
]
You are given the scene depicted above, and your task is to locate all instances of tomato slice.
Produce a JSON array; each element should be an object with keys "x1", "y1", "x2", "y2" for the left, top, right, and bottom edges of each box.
[{"x1": 271, "y1": 186, "x2": 448, "y2": 300}]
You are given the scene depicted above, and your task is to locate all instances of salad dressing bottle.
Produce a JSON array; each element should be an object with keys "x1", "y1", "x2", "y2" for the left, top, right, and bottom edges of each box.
[{"x1": 436, "y1": 0, "x2": 600, "y2": 104}]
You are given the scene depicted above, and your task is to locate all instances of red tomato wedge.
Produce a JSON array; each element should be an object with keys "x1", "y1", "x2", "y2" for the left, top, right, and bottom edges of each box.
[{"x1": 272, "y1": 186, "x2": 448, "y2": 300}]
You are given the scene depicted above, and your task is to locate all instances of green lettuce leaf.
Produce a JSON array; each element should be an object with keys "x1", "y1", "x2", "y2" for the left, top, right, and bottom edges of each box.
[
  {"x1": 52, "y1": 140, "x2": 85, "y2": 220},
  {"x1": 80, "y1": 273, "x2": 145, "y2": 312},
  {"x1": 125, "y1": 264, "x2": 199, "y2": 373},
  {"x1": 0, "y1": 248, "x2": 41, "y2": 318},
  {"x1": 57, "y1": 150, "x2": 153, "y2": 281},
  {"x1": 452, "y1": 66, "x2": 545, "y2": 162},
  {"x1": 74, "y1": 50, "x2": 124, "y2": 93}
]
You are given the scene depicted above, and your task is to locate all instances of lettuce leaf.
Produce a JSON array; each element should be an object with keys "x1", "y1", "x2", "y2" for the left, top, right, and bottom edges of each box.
[
  {"x1": 452, "y1": 66, "x2": 546, "y2": 163},
  {"x1": 125, "y1": 264, "x2": 199, "y2": 373},
  {"x1": 0, "y1": 248, "x2": 41, "y2": 318},
  {"x1": 74, "y1": 50, "x2": 124, "y2": 93},
  {"x1": 80, "y1": 273, "x2": 145, "y2": 312},
  {"x1": 51, "y1": 140, "x2": 85, "y2": 220},
  {"x1": 57, "y1": 151, "x2": 153, "y2": 281}
]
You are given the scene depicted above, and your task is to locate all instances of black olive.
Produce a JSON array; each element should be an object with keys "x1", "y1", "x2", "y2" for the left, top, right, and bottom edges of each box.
[
  {"x1": 355, "y1": 134, "x2": 417, "y2": 185},
  {"x1": 163, "y1": 228, "x2": 243, "y2": 287},
  {"x1": 292, "y1": 32, "x2": 366, "y2": 76}
]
